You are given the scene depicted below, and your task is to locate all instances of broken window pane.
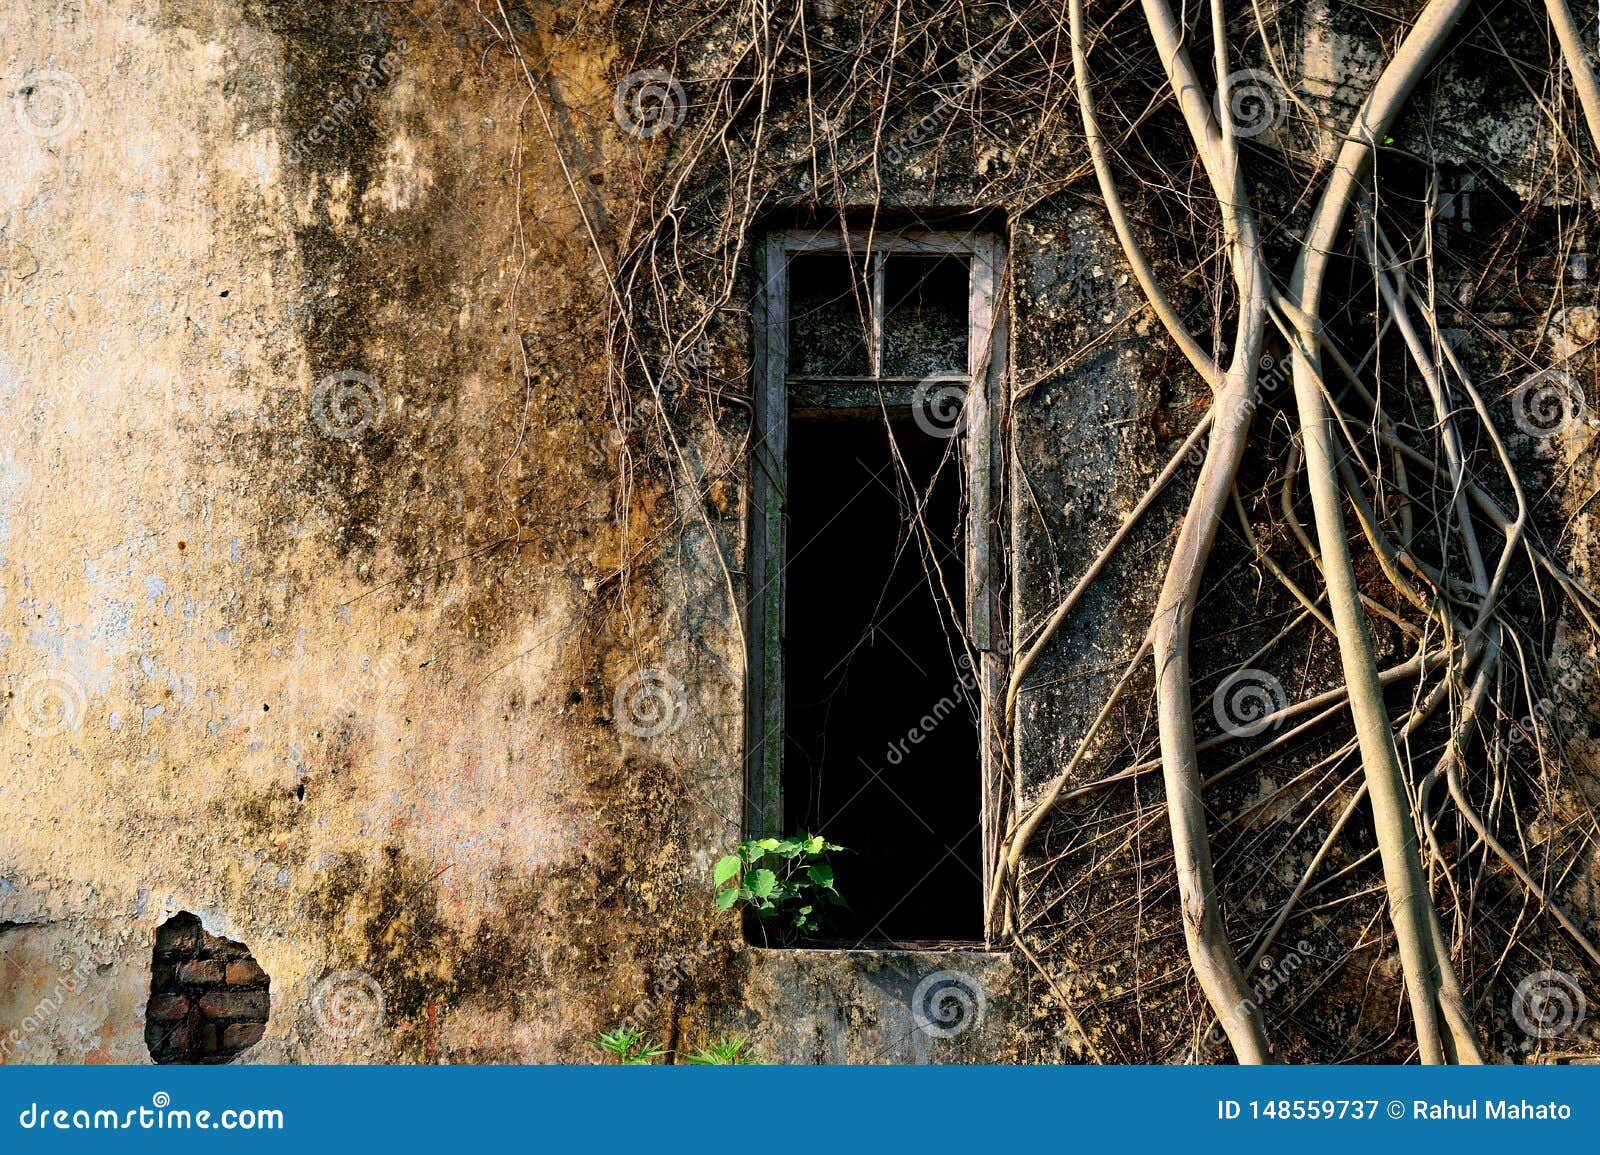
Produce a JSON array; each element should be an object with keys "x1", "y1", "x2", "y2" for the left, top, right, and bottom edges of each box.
[
  {"x1": 787, "y1": 252, "x2": 872, "y2": 376},
  {"x1": 882, "y1": 254, "x2": 969, "y2": 376}
]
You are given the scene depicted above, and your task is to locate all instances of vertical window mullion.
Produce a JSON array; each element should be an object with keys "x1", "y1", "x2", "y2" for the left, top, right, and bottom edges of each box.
[
  {"x1": 966, "y1": 237, "x2": 1007, "y2": 943},
  {"x1": 748, "y1": 234, "x2": 790, "y2": 838}
]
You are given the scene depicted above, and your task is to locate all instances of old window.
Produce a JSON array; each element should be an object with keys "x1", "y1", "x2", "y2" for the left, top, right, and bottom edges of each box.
[{"x1": 747, "y1": 227, "x2": 1007, "y2": 946}]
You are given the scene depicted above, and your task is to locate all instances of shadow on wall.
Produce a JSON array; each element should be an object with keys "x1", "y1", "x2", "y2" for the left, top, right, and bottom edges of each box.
[{"x1": 143, "y1": 913, "x2": 269, "y2": 1064}]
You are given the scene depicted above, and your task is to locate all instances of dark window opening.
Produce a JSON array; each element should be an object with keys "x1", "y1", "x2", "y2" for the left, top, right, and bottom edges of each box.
[
  {"x1": 787, "y1": 252, "x2": 872, "y2": 376},
  {"x1": 883, "y1": 254, "x2": 969, "y2": 376},
  {"x1": 783, "y1": 414, "x2": 983, "y2": 944}
]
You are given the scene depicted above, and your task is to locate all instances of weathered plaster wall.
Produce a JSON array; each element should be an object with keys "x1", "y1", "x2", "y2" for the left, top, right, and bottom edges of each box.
[
  {"x1": 0, "y1": 0, "x2": 728, "y2": 1063},
  {"x1": 0, "y1": 0, "x2": 1016, "y2": 1066}
]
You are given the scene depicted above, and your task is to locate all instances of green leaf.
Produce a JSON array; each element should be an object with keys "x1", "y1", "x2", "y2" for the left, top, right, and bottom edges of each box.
[
  {"x1": 803, "y1": 834, "x2": 825, "y2": 854},
  {"x1": 715, "y1": 886, "x2": 740, "y2": 910},
  {"x1": 594, "y1": 1027, "x2": 664, "y2": 1064},
  {"x1": 748, "y1": 868, "x2": 777, "y2": 898},
  {"x1": 806, "y1": 864, "x2": 834, "y2": 889},
  {"x1": 683, "y1": 1035, "x2": 759, "y2": 1065},
  {"x1": 594, "y1": 1028, "x2": 632, "y2": 1057},
  {"x1": 752, "y1": 837, "x2": 781, "y2": 852},
  {"x1": 714, "y1": 855, "x2": 742, "y2": 885}
]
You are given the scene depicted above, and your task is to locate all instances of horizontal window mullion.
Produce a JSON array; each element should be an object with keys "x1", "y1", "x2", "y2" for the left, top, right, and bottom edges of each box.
[{"x1": 784, "y1": 374, "x2": 970, "y2": 384}]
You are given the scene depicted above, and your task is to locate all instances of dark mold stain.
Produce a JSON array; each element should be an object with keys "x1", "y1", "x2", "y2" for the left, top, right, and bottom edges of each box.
[{"x1": 305, "y1": 832, "x2": 738, "y2": 1061}]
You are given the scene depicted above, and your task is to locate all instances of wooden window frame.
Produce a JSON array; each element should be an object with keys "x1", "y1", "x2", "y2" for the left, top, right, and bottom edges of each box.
[{"x1": 745, "y1": 227, "x2": 1009, "y2": 943}]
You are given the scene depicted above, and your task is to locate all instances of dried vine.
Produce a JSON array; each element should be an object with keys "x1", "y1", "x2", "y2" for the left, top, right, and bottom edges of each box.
[{"x1": 486, "y1": 0, "x2": 1600, "y2": 1062}]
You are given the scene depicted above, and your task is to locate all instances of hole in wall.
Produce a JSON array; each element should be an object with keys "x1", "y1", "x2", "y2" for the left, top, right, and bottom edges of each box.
[{"x1": 144, "y1": 912, "x2": 270, "y2": 1064}]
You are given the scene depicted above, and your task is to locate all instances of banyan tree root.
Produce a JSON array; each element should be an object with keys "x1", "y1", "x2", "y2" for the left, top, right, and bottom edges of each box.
[
  {"x1": 1002, "y1": 0, "x2": 1600, "y2": 1063},
  {"x1": 507, "y1": 0, "x2": 1600, "y2": 1063}
]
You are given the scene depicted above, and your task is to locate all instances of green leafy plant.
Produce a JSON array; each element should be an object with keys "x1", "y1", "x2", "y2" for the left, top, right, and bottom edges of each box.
[
  {"x1": 714, "y1": 830, "x2": 844, "y2": 938},
  {"x1": 592, "y1": 1026, "x2": 666, "y2": 1065},
  {"x1": 682, "y1": 1033, "x2": 760, "y2": 1065},
  {"x1": 591, "y1": 1025, "x2": 761, "y2": 1066}
]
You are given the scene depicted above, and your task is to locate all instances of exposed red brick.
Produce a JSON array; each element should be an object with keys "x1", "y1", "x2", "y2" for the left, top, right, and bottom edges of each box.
[
  {"x1": 146, "y1": 994, "x2": 189, "y2": 1021},
  {"x1": 197, "y1": 989, "x2": 270, "y2": 1020},
  {"x1": 225, "y1": 960, "x2": 267, "y2": 986},
  {"x1": 221, "y1": 1023, "x2": 266, "y2": 1050},
  {"x1": 151, "y1": 1022, "x2": 189, "y2": 1054},
  {"x1": 177, "y1": 960, "x2": 224, "y2": 985},
  {"x1": 153, "y1": 924, "x2": 200, "y2": 959},
  {"x1": 145, "y1": 912, "x2": 270, "y2": 1065}
]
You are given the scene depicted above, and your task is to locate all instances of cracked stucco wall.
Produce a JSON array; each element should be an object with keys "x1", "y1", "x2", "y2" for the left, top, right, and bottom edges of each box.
[
  {"x1": 0, "y1": 0, "x2": 1015, "y2": 1065},
  {"x1": 0, "y1": 0, "x2": 719, "y2": 1063}
]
